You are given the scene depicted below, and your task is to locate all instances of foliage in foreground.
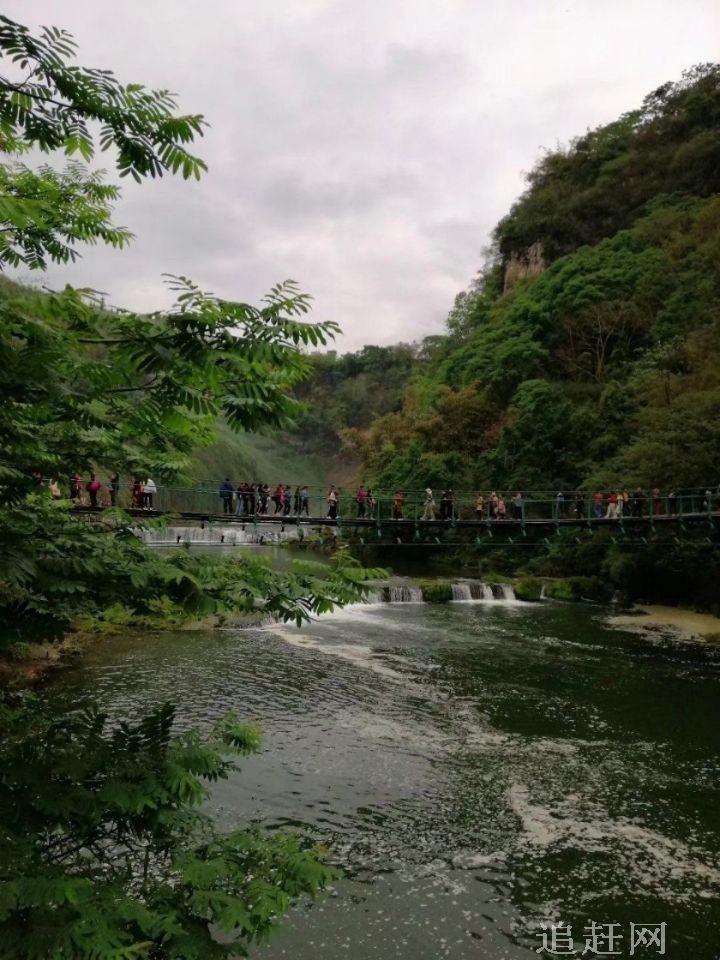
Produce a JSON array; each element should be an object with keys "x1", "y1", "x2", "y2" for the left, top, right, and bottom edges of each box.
[
  {"x1": 0, "y1": 13, "x2": 356, "y2": 959},
  {"x1": 0, "y1": 700, "x2": 334, "y2": 959}
]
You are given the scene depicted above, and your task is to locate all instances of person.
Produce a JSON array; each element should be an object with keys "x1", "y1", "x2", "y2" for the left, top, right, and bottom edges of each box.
[
  {"x1": 109, "y1": 471, "x2": 120, "y2": 507},
  {"x1": 511, "y1": 492, "x2": 522, "y2": 520},
  {"x1": 283, "y1": 485, "x2": 292, "y2": 516},
  {"x1": 632, "y1": 486, "x2": 643, "y2": 518},
  {"x1": 327, "y1": 484, "x2": 338, "y2": 520},
  {"x1": 293, "y1": 485, "x2": 301, "y2": 515},
  {"x1": 86, "y1": 473, "x2": 101, "y2": 508},
  {"x1": 367, "y1": 489, "x2": 377, "y2": 518},
  {"x1": 556, "y1": 491, "x2": 566, "y2": 518},
  {"x1": 272, "y1": 484, "x2": 284, "y2": 515},
  {"x1": 653, "y1": 487, "x2": 663, "y2": 516},
  {"x1": 621, "y1": 488, "x2": 630, "y2": 516},
  {"x1": 393, "y1": 489, "x2": 404, "y2": 520},
  {"x1": 248, "y1": 483, "x2": 257, "y2": 515},
  {"x1": 421, "y1": 488, "x2": 435, "y2": 521},
  {"x1": 131, "y1": 477, "x2": 144, "y2": 509},
  {"x1": 667, "y1": 488, "x2": 676, "y2": 515},
  {"x1": 574, "y1": 491, "x2": 585, "y2": 519},
  {"x1": 439, "y1": 489, "x2": 451, "y2": 521},
  {"x1": 259, "y1": 483, "x2": 270, "y2": 514},
  {"x1": 69, "y1": 472, "x2": 82, "y2": 502},
  {"x1": 489, "y1": 491, "x2": 499, "y2": 519},
  {"x1": 703, "y1": 488, "x2": 713, "y2": 513},
  {"x1": 299, "y1": 485, "x2": 310, "y2": 516},
  {"x1": 605, "y1": 490, "x2": 619, "y2": 519},
  {"x1": 447, "y1": 489, "x2": 456, "y2": 520},
  {"x1": 356, "y1": 484, "x2": 367, "y2": 518},
  {"x1": 475, "y1": 492, "x2": 485, "y2": 520},
  {"x1": 497, "y1": 494, "x2": 507, "y2": 519},
  {"x1": 219, "y1": 478, "x2": 234, "y2": 514},
  {"x1": 49, "y1": 478, "x2": 62, "y2": 500},
  {"x1": 144, "y1": 476, "x2": 157, "y2": 510},
  {"x1": 593, "y1": 490, "x2": 604, "y2": 518}
]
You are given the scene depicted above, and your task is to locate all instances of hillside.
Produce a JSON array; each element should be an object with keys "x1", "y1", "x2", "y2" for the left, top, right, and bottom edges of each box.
[{"x1": 335, "y1": 65, "x2": 720, "y2": 495}]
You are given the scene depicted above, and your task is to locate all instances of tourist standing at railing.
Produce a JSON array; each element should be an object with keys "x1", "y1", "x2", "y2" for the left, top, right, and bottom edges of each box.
[
  {"x1": 556, "y1": 491, "x2": 566, "y2": 518},
  {"x1": 271, "y1": 484, "x2": 283, "y2": 514},
  {"x1": 299, "y1": 485, "x2": 310, "y2": 516},
  {"x1": 327, "y1": 484, "x2": 338, "y2": 519},
  {"x1": 439, "y1": 489, "x2": 451, "y2": 520},
  {"x1": 283, "y1": 485, "x2": 292, "y2": 515},
  {"x1": 49, "y1": 478, "x2": 62, "y2": 500},
  {"x1": 606, "y1": 491, "x2": 619, "y2": 519},
  {"x1": 512, "y1": 492, "x2": 522, "y2": 520},
  {"x1": 144, "y1": 476, "x2": 157, "y2": 510},
  {"x1": 367, "y1": 489, "x2": 377, "y2": 518},
  {"x1": 593, "y1": 490, "x2": 604, "y2": 518},
  {"x1": 356, "y1": 485, "x2": 367, "y2": 518},
  {"x1": 421, "y1": 488, "x2": 435, "y2": 521},
  {"x1": 393, "y1": 489, "x2": 404, "y2": 519},
  {"x1": 621, "y1": 488, "x2": 629, "y2": 516},
  {"x1": 293, "y1": 486, "x2": 301, "y2": 515},
  {"x1": 497, "y1": 494, "x2": 507, "y2": 519},
  {"x1": 219, "y1": 478, "x2": 234, "y2": 514},
  {"x1": 70, "y1": 472, "x2": 82, "y2": 502},
  {"x1": 632, "y1": 486, "x2": 643, "y2": 517},
  {"x1": 131, "y1": 477, "x2": 144, "y2": 509},
  {"x1": 489, "y1": 491, "x2": 499, "y2": 519},
  {"x1": 574, "y1": 491, "x2": 584, "y2": 518},
  {"x1": 475, "y1": 492, "x2": 485, "y2": 520},
  {"x1": 109, "y1": 472, "x2": 120, "y2": 507},
  {"x1": 86, "y1": 474, "x2": 101, "y2": 508}
]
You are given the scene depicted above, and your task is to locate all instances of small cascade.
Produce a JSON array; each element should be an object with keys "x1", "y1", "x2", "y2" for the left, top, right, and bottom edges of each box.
[
  {"x1": 450, "y1": 580, "x2": 519, "y2": 603},
  {"x1": 367, "y1": 579, "x2": 425, "y2": 603},
  {"x1": 139, "y1": 524, "x2": 295, "y2": 547},
  {"x1": 451, "y1": 583, "x2": 473, "y2": 601},
  {"x1": 499, "y1": 582, "x2": 517, "y2": 602},
  {"x1": 387, "y1": 583, "x2": 424, "y2": 603}
]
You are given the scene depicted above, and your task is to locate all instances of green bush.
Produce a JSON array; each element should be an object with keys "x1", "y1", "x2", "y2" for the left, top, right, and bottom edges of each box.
[
  {"x1": 514, "y1": 577, "x2": 543, "y2": 601},
  {"x1": 543, "y1": 576, "x2": 610, "y2": 602},
  {"x1": 419, "y1": 579, "x2": 453, "y2": 603}
]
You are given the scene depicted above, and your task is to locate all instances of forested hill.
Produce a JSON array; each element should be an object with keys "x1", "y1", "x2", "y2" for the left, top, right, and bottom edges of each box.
[{"x1": 302, "y1": 65, "x2": 720, "y2": 495}]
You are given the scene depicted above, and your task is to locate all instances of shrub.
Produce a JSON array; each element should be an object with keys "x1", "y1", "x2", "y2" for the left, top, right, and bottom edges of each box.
[{"x1": 419, "y1": 580, "x2": 453, "y2": 603}]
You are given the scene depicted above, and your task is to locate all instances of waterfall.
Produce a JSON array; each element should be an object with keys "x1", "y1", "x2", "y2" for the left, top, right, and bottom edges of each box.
[
  {"x1": 367, "y1": 579, "x2": 425, "y2": 603},
  {"x1": 499, "y1": 583, "x2": 517, "y2": 602},
  {"x1": 387, "y1": 583, "x2": 424, "y2": 603},
  {"x1": 139, "y1": 524, "x2": 295, "y2": 546},
  {"x1": 451, "y1": 583, "x2": 473, "y2": 601},
  {"x1": 478, "y1": 582, "x2": 495, "y2": 601}
]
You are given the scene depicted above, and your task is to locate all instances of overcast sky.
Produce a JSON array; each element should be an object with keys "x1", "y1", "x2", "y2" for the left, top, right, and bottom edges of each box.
[{"x1": 4, "y1": 1, "x2": 719, "y2": 351}]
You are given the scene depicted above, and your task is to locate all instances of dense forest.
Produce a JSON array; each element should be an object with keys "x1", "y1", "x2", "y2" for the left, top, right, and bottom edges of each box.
[{"x1": 296, "y1": 65, "x2": 720, "y2": 496}]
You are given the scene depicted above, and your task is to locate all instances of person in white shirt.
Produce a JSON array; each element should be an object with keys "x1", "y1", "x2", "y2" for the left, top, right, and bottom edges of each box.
[{"x1": 144, "y1": 476, "x2": 157, "y2": 510}]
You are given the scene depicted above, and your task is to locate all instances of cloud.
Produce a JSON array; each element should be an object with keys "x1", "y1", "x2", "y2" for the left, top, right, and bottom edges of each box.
[{"x1": 3, "y1": 0, "x2": 719, "y2": 351}]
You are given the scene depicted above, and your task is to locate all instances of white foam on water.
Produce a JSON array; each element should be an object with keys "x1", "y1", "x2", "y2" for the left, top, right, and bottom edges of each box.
[{"x1": 508, "y1": 782, "x2": 720, "y2": 895}]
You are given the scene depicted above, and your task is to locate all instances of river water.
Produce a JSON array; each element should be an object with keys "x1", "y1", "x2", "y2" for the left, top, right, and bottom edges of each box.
[{"x1": 48, "y1": 599, "x2": 720, "y2": 959}]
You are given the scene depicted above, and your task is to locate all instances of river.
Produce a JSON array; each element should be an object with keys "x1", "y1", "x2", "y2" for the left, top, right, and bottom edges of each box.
[{"x1": 47, "y1": 596, "x2": 720, "y2": 959}]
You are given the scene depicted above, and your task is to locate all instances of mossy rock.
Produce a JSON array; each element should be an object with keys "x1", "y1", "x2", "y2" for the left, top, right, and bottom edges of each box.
[
  {"x1": 418, "y1": 580, "x2": 453, "y2": 603},
  {"x1": 514, "y1": 577, "x2": 543, "y2": 602}
]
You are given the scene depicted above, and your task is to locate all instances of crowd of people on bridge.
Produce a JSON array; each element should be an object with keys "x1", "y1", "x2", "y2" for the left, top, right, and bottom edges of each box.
[
  {"x1": 37, "y1": 473, "x2": 720, "y2": 521},
  {"x1": 41, "y1": 473, "x2": 157, "y2": 509}
]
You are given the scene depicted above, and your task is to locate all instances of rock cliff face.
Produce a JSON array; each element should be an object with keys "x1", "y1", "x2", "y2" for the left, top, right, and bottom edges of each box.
[{"x1": 503, "y1": 241, "x2": 546, "y2": 292}]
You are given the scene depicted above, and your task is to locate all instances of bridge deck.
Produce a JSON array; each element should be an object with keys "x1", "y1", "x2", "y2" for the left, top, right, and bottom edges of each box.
[{"x1": 76, "y1": 507, "x2": 717, "y2": 528}]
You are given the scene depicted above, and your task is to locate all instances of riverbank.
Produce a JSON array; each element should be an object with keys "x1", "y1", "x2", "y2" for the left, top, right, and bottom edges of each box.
[{"x1": 609, "y1": 604, "x2": 720, "y2": 642}]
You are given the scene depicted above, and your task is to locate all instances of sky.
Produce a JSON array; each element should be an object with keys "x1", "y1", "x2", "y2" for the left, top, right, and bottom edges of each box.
[{"x1": 4, "y1": 0, "x2": 719, "y2": 352}]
